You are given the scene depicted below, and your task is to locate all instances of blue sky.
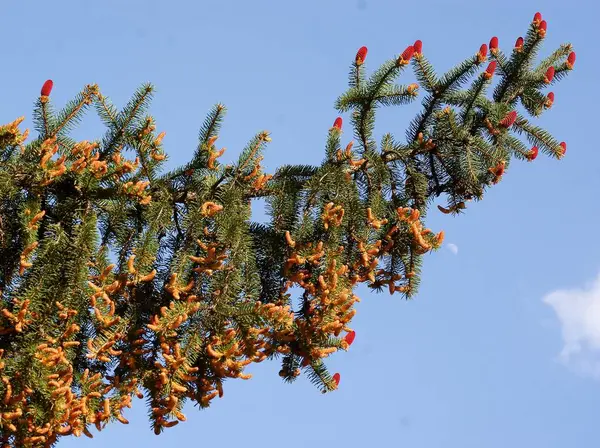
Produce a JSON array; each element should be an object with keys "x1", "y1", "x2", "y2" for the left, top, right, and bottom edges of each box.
[{"x1": 2, "y1": 0, "x2": 600, "y2": 446}]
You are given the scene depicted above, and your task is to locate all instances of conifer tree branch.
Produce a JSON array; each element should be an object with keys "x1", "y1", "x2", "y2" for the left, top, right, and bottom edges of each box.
[{"x1": 0, "y1": 12, "x2": 576, "y2": 445}]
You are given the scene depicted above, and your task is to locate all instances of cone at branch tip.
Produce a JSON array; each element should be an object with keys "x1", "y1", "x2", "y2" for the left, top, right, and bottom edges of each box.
[
  {"x1": 527, "y1": 146, "x2": 539, "y2": 161},
  {"x1": 515, "y1": 37, "x2": 524, "y2": 51},
  {"x1": 489, "y1": 36, "x2": 499, "y2": 53},
  {"x1": 344, "y1": 331, "x2": 356, "y2": 346},
  {"x1": 397, "y1": 45, "x2": 415, "y2": 65},
  {"x1": 566, "y1": 51, "x2": 576, "y2": 69},
  {"x1": 544, "y1": 66, "x2": 555, "y2": 83},
  {"x1": 484, "y1": 61, "x2": 497, "y2": 79},
  {"x1": 332, "y1": 373, "x2": 341, "y2": 387},
  {"x1": 355, "y1": 46, "x2": 368, "y2": 65},
  {"x1": 559, "y1": 141, "x2": 567, "y2": 156},
  {"x1": 538, "y1": 20, "x2": 547, "y2": 37},
  {"x1": 41, "y1": 80, "x2": 53, "y2": 97},
  {"x1": 333, "y1": 117, "x2": 343, "y2": 130},
  {"x1": 413, "y1": 40, "x2": 423, "y2": 56},
  {"x1": 477, "y1": 44, "x2": 488, "y2": 63}
]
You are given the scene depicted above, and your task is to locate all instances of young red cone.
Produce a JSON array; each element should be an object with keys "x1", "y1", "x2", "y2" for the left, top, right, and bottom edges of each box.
[
  {"x1": 355, "y1": 46, "x2": 368, "y2": 65},
  {"x1": 332, "y1": 373, "x2": 341, "y2": 387},
  {"x1": 477, "y1": 44, "x2": 488, "y2": 63},
  {"x1": 533, "y1": 12, "x2": 542, "y2": 25},
  {"x1": 538, "y1": 20, "x2": 547, "y2": 37},
  {"x1": 344, "y1": 331, "x2": 356, "y2": 346},
  {"x1": 545, "y1": 92, "x2": 554, "y2": 108},
  {"x1": 559, "y1": 142, "x2": 567, "y2": 156},
  {"x1": 499, "y1": 110, "x2": 517, "y2": 128},
  {"x1": 566, "y1": 51, "x2": 576, "y2": 69},
  {"x1": 333, "y1": 117, "x2": 343, "y2": 130},
  {"x1": 484, "y1": 61, "x2": 497, "y2": 79},
  {"x1": 40, "y1": 79, "x2": 53, "y2": 97},
  {"x1": 544, "y1": 66, "x2": 555, "y2": 83},
  {"x1": 489, "y1": 36, "x2": 499, "y2": 53},
  {"x1": 527, "y1": 146, "x2": 539, "y2": 161},
  {"x1": 398, "y1": 45, "x2": 415, "y2": 65},
  {"x1": 515, "y1": 37, "x2": 524, "y2": 51},
  {"x1": 413, "y1": 40, "x2": 423, "y2": 56}
]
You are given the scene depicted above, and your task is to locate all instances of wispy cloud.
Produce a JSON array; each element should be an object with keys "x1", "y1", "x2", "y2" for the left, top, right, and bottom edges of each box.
[
  {"x1": 543, "y1": 272, "x2": 600, "y2": 378},
  {"x1": 446, "y1": 243, "x2": 458, "y2": 255}
]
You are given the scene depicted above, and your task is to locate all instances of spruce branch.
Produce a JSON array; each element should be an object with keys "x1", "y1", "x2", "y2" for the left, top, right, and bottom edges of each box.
[{"x1": 0, "y1": 11, "x2": 577, "y2": 446}]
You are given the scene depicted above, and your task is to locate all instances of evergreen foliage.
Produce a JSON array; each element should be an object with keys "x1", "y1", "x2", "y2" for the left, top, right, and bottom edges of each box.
[{"x1": 0, "y1": 12, "x2": 575, "y2": 446}]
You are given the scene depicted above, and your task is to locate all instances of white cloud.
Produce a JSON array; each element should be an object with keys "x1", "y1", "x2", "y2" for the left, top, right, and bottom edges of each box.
[
  {"x1": 446, "y1": 243, "x2": 458, "y2": 255},
  {"x1": 543, "y1": 272, "x2": 600, "y2": 378}
]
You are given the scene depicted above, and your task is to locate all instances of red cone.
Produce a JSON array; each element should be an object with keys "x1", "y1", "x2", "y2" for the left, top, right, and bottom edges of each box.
[
  {"x1": 413, "y1": 40, "x2": 423, "y2": 55},
  {"x1": 332, "y1": 373, "x2": 341, "y2": 386},
  {"x1": 399, "y1": 45, "x2": 415, "y2": 64},
  {"x1": 515, "y1": 37, "x2": 524, "y2": 50},
  {"x1": 544, "y1": 66, "x2": 555, "y2": 83},
  {"x1": 566, "y1": 51, "x2": 576, "y2": 69},
  {"x1": 477, "y1": 44, "x2": 488, "y2": 63},
  {"x1": 356, "y1": 46, "x2": 368, "y2": 65},
  {"x1": 41, "y1": 80, "x2": 53, "y2": 96},
  {"x1": 527, "y1": 146, "x2": 539, "y2": 161},
  {"x1": 559, "y1": 142, "x2": 567, "y2": 155},
  {"x1": 344, "y1": 331, "x2": 356, "y2": 346},
  {"x1": 545, "y1": 92, "x2": 554, "y2": 108},
  {"x1": 490, "y1": 37, "x2": 499, "y2": 53},
  {"x1": 499, "y1": 111, "x2": 517, "y2": 128},
  {"x1": 533, "y1": 12, "x2": 542, "y2": 24},
  {"x1": 538, "y1": 20, "x2": 547, "y2": 37},
  {"x1": 333, "y1": 117, "x2": 343, "y2": 130},
  {"x1": 484, "y1": 61, "x2": 497, "y2": 79}
]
